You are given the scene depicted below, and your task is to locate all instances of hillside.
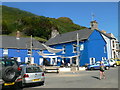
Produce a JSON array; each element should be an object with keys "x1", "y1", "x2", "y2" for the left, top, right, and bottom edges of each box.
[{"x1": 2, "y1": 5, "x2": 87, "y2": 41}]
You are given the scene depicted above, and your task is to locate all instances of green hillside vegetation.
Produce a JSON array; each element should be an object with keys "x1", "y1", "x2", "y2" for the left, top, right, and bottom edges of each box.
[{"x1": 2, "y1": 5, "x2": 87, "y2": 42}]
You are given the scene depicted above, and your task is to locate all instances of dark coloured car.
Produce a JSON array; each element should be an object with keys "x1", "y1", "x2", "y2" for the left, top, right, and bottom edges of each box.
[{"x1": 0, "y1": 57, "x2": 22, "y2": 90}]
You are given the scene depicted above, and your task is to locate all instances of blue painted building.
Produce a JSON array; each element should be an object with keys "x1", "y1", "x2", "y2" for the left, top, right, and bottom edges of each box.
[
  {"x1": 45, "y1": 28, "x2": 108, "y2": 66},
  {"x1": 0, "y1": 35, "x2": 44, "y2": 65},
  {"x1": 1, "y1": 21, "x2": 117, "y2": 67}
]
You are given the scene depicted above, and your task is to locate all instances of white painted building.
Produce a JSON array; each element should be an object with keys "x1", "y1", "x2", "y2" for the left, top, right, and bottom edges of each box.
[{"x1": 101, "y1": 31, "x2": 119, "y2": 59}]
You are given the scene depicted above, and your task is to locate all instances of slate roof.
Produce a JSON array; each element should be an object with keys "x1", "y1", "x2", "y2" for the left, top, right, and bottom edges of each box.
[
  {"x1": 46, "y1": 28, "x2": 116, "y2": 46},
  {"x1": 0, "y1": 35, "x2": 44, "y2": 50},
  {"x1": 46, "y1": 28, "x2": 94, "y2": 45},
  {"x1": 96, "y1": 30, "x2": 116, "y2": 39}
]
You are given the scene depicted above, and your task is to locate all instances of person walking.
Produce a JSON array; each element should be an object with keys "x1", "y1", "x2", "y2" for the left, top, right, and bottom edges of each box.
[{"x1": 99, "y1": 61, "x2": 106, "y2": 80}]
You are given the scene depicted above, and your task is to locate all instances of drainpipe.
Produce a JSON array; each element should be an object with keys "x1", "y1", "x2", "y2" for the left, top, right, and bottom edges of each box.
[{"x1": 77, "y1": 33, "x2": 80, "y2": 70}]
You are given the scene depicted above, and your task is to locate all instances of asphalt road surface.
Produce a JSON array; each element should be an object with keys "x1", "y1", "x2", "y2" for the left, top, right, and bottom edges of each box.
[{"x1": 24, "y1": 66, "x2": 119, "y2": 89}]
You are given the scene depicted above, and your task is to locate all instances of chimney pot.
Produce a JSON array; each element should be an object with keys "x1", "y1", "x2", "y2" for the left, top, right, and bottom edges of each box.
[{"x1": 16, "y1": 31, "x2": 20, "y2": 39}]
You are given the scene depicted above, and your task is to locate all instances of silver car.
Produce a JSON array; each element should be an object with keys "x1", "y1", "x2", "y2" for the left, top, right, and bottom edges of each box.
[{"x1": 20, "y1": 65, "x2": 45, "y2": 87}]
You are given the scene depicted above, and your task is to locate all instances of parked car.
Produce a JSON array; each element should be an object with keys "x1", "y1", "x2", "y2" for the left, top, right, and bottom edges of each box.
[
  {"x1": 106, "y1": 59, "x2": 117, "y2": 67},
  {"x1": 115, "y1": 59, "x2": 120, "y2": 66},
  {"x1": 87, "y1": 61, "x2": 110, "y2": 70},
  {"x1": 18, "y1": 65, "x2": 45, "y2": 87},
  {"x1": 0, "y1": 57, "x2": 21, "y2": 89}
]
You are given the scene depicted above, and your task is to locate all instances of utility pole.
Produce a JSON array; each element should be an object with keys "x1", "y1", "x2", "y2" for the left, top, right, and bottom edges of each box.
[
  {"x1": 77, "y1": 33, "x2": 80, "y2": 70},
  {"x1": 30, "y1": 35, "x2": 33, "y2": 64}
]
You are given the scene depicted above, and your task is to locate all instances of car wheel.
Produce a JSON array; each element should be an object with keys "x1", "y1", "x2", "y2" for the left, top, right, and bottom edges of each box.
[
  {"x1": 90, "y1": 67, "x2": 94, "y2": 70},
  {"x1": 105, "y1": 66, "x2": 109, "y2": 70},
  {"x1": 41, "y1": 81, "x2": 44, "y2": 85},
  {"x1": 113, "y1": 64, "x2": 117, "y2": 67},
  {"x1": 37, "y1": 81, "x2": 44, "y2": 86},
  {"x1": 2, "y1": 66, "x2": 17, "y2": 82}
]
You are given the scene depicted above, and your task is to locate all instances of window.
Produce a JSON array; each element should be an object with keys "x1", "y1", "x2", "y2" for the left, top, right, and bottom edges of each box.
[
  {"x1": 26, "y1": 67, "x2": 43, "y2": 73},
  {"x1": 16, "y1": 57, "x2": 21, "y2": 62},
  {"x1": 25, "y1": 57, "x2": 34, "y2": 64},
  {"x1": 40, "y1": 50, "x2": 43, "y2": 53},
  {"x1": 104, "y1": 45, "x2": 107, "y2": 53},
  {"x1": 80, "y1": 44, "x2": 84, "y2": 51},
  {"x1": 62, "y1": 45, "x2": 66, "y2": 54},
  {"x1": 73, "y1": 44, "x2": 77, "y2": 53},
  {"x1": 3, "y1": 49, "x2": 8, "y2": 55},
  {"x1": 112, "y1": 41, "x2": 115, "y2": 48},
  {"x1": 27, "y1": 49, "x2": 31, "y2": 55},
  {"x1": 102, "y1": 57, "x2": 106, "y2": 60},
  {"x1": 90, "y1": 58, "x2": 95, "y2": 65}
]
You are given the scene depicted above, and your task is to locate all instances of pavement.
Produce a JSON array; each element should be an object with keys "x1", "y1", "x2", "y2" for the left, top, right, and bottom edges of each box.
[{"x1": 24, "y1": 66, "x2": 119, "y2": 89}]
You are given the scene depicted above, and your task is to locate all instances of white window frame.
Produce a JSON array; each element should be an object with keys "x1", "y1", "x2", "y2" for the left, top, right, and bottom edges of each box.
[
  {"x1": 27, "y1": 49, "x2": 31, "y2": 55},
  {"x1": 39, "y1": 58, "x2": 43, "y2": 65},
  {"x1": 102, "y1": 57, "x2": 106, "y2": 60},
  {"x1": 62, "y1": 45, "x2": 66, "y2": 54},
  {"x1": 90, "y1": 58, "x2": 96, "y2": 65},
  {"x1": 16, "y1": 57, "x2": 21, "y2": 62},
  {"x1": 73, "y1": 44, "x2": 77, "y2": 53},
  {"x1": 3, "y1": 49, "x2": 8, "y2": 55},
  {"x1": 104, "y1": 45, "x2": 107, "y2": 53},
  {"x1": 80, "y1": 44, "x2": 84, "y2": 51},
  {"x1": 25, "y1": 57, "x2": 34, "y2": 64}
]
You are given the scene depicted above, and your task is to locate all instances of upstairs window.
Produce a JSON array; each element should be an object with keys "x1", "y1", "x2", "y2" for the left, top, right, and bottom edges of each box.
[
  {"x1": 73, "y1": 44, "x2": 77, "y2": 53},
  {"x1": 3, "y1": 49, "x2": 8, "y2": 55},
  {"x1": 62, "y1": 45, "x2": 66, "y2": 54},
  {"x1": 112, "y1": 41, "x2": 115, "y2": 48},
  {"x1": 27, "y1": 49, "x2": 31, "y2": 55},
  {"x1": 104, "y1": 45, "x2": 107, "y2": 53},
  {"x1": 80, "y1": 44, "x2": 84, "y2": 51}
]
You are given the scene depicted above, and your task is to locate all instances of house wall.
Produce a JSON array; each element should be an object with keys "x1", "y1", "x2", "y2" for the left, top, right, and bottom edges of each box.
[
  {"x1": 45, "y1": 30, "x2": 108, "y2": 66},
  {"x1": 87, "y1": 30, "x2": 107, "y2": 64},
  {"x1": 0, "y1": 48, "x2": 2, "y2": 57},
  {"x1": 110, "y1": 39, "x2": 119, "y2": 59},
  {"x1": 101, "y1": 34, "x2": 112, "y2": 59},
  {"x1": 1, "y1": 48, "x2": 42, "y2": 65}
]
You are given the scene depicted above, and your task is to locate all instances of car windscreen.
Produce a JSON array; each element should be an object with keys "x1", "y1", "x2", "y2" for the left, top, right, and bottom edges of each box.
[{"x1": 26, "y1": 67, "x2": 43, "y2": 73}]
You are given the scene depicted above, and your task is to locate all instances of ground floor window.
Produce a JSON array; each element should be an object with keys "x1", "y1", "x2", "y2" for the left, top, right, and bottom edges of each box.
[
  {"x1": 39, "y1": 58, "x2": 43, "y2": 65},
  {"x1": 25, "y1": 57, "x2": 34, "y2": 64},
  {"x1": 43, "y1": 58, "x2": 50, "y2": 66},
  {"x1": 102, "y1": 57, "x2": 106, "y2": 60},
  {"x1": 16, "y1": 57, "x2": 21, "y2": 62},
  {"x1": 52, "y1": 58, "x2": 57, "y2": 65},
  {"x1": 90, "y1": 58, "x2": 95, "y2": 65},
  {"x1": 72, "y1": 57, "x2": 77, "y2": 65}
]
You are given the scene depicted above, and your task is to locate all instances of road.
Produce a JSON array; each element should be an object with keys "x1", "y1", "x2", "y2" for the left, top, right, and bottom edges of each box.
[{"x1": 24, "y1": 66, "x2": 119, "y2": 89}]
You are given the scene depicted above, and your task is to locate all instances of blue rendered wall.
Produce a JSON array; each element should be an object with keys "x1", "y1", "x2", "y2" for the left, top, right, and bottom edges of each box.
[
  {"x1": 87, "y1": 30, "x2": 107, "y2": 63},
  {"x1": 1, "y1": 48, "x2": 42, "y2": 65}
]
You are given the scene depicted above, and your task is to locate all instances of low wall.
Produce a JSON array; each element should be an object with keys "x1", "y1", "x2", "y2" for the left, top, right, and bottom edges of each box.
[
  {"x1": 59, "y1": 67, "x2": 86, "y2": 72},
  {"x1": 59, "y1": 67, "x2": 71, "y2": 72}
]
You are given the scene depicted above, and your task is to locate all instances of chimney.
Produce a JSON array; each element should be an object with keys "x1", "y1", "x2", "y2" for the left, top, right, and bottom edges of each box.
[
  {"x1": 107, "y1": 33, "x2": 115, "y2": 38},
  {"x1": 16, "y1": 31, "x2": 20, "y2": 39},
  {"x1": 90, "y1": 20, "x2": 98, "y2": 30},
  {"x1": 51, "y1": 27, "x2": 59, "y2": 38}
]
